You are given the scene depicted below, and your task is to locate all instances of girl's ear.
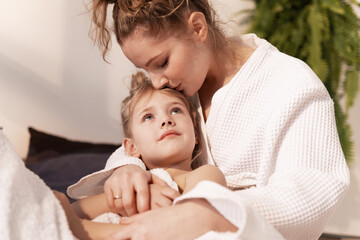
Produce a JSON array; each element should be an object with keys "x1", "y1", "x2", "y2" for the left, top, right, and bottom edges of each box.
[
  {"x1": 123, "y1": 138, "x2": 141, "y2": 158},
  {"x1": 188, "y1": 12, "x2": 208, "y2": 43}
]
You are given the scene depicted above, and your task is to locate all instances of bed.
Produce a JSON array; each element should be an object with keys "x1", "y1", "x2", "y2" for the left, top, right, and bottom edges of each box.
[{"x1": 24, "y1": 127, "x2": 121, "y2": 201}]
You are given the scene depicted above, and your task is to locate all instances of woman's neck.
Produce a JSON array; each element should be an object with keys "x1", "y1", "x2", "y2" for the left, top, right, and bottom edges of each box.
[{"x1": 198, "y1": 42, "x2": 255, "y2": 120}]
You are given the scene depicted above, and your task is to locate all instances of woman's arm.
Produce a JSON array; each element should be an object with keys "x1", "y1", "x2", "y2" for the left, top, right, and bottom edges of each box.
[{"x1": 107, "y1": 198, "x2": 238, "y2": 240}]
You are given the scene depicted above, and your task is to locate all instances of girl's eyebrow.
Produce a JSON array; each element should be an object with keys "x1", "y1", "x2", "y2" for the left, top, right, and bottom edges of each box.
[
  {"x1": 167, "y1": 101, "x2": 186, "y2": 107},
  {"x1": 137, "y1": 106, "x2": 154, "y2": 118}
]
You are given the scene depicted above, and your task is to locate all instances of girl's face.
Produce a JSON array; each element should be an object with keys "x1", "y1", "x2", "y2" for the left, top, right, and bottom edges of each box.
[
  {"x1": 124, "y1": 91, "x2": 196, "y2": 170},
  {"x1": 121, "y1": 27, "x2": 211, "y2": 97}
]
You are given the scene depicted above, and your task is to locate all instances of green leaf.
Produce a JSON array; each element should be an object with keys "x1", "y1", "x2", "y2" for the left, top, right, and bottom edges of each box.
[
  {"x1": 334, "y1": 99, "x2": 354, "y2": 162},
  {"x1": 240, "y1": 0, "x2": 360, "y2": 163},
  {"x1": 345, "y1": 68, "x2": 360, "y2": 110},
  {"x1": 321, "y1": 0, "x2": 345, "y2": 14}
]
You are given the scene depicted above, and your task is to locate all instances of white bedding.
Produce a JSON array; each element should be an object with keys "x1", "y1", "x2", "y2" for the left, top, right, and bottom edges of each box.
[{"x1": 0, "y1": 131, "x2": 76, "y2": 240}]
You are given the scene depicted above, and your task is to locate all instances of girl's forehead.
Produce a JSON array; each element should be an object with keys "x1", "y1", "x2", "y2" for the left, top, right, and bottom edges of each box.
[
  {"x1": 143, "y1": 90, "x2": 182, "y2": 104},
  {"x1": 134, "y1": 90, "x2": 185, "y2": 111}
]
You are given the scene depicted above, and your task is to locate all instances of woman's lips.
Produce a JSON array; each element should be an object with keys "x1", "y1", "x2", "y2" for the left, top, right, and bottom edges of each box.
[
  {"x1": 159, "y1": 130, "x2": 180, "y2": 141},
  {"x1": 175, "y1": 83, "x2": 182, "y2": 91}
]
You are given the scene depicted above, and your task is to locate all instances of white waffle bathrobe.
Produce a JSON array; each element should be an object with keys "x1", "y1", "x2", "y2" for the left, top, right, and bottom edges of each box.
[
  {"x1": 0, "y1": 131, "x2": 76, "y2": 240},
  {"x1": 68, "y1": 34, "x2": 350, "y2": 240}
]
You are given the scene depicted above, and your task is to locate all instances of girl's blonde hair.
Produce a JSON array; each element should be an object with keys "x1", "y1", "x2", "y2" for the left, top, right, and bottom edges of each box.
[
  {"x1": 89, "y1": 0, "x2": 228, "y2": 61},
  {"x1": 121, "y1": 71, "x2": 202, "y2": 168}
]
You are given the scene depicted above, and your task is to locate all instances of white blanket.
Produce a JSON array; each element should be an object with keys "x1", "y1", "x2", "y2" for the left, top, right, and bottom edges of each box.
[{"x1": 0, "y1": 131, "x2": 76, "y2": 240}]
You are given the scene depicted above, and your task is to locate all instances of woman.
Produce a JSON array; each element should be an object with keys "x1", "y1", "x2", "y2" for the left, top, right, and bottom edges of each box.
[{"x1": 69, "y1": 0, "x2": 350, "y2": 239}]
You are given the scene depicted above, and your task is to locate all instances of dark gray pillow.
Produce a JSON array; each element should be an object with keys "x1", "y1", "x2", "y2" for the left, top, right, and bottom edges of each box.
[{"x1": 26, "y1": 153, "x2": 111, "y2": 201}]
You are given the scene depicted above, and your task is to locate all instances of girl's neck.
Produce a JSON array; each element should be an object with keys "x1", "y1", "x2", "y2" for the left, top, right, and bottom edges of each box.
[
  {"x1": 162, "y1": 159, "x2": 192, "y2": 191},
  {"x1": 163, "y1": 160, "x2": 192, "y2": 178}
]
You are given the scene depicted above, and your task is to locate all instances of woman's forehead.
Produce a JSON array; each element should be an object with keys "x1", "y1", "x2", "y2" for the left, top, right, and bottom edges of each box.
[{"x1": 122, "y1": 35, "x2": 163, "y2": 68}]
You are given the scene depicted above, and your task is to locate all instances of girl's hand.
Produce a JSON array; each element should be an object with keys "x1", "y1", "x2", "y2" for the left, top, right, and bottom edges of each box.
[
  {"x1": 104, "y1": 165, "x2": 153, "y2": 217},
  {"x1": 106, "y1": 199, "x2": 237, "y2": 240},
  {"x1": 149, "y1": 181, "x2": 180, "y2": 209}
]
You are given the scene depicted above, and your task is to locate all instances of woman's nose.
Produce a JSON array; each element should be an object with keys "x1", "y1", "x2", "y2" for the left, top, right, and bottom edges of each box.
[
  {"x1": 152, "y1": 75, "x2": 168, "y2": 89},
  {"x1": 161, "y1": 120, "x2": 173, "y2": 127}
]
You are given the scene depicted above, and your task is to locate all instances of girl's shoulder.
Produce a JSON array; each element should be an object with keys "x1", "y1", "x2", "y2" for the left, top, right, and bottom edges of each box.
[{"x1": 188, "y1": 165, "x2": 226, "y2": 187}]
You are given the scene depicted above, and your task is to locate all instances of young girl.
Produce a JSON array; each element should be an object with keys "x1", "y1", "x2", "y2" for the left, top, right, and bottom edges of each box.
[
  {"x1": 70, "y1": 0, "x2": 350, "y2": 239},
  {"x1": 64, "y1": 71, "x2": 233, "y2": 239}
]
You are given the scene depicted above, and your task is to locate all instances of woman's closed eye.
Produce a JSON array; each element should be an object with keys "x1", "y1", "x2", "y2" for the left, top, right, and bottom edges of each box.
[{"x1": 160, "y1": 58, "x2": 168, "y2": 68}]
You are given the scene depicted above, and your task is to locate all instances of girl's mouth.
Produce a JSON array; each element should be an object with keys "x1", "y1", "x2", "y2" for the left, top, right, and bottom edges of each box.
[{"x1": 159, "y1": 130, "x2": 180, "y2": 141}]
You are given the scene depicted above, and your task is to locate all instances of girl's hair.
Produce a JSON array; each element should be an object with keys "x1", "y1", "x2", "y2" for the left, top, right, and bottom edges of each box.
[
  {"x1": 89, "y1": 0, "x2": 228, "y2": 61},
  {"x1": 121, "y1": 71, "x2": 202, "y2": 168}
]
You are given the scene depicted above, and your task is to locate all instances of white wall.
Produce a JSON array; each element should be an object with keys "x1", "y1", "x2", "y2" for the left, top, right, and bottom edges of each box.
[
  {"x1": 0, "y1": 1, "x2": 137, "y2": 155},
  {"x1": 324, "y1": 93, "x2": 360, "y2": 236},
  {"x1": 0, "y1": 0, "x2": 359, "y2": 236}
]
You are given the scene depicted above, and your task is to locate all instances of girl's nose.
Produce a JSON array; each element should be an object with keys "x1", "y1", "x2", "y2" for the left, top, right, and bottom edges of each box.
[{"x1": 161, "y1": 120, "x2": 173, "y2": 127}]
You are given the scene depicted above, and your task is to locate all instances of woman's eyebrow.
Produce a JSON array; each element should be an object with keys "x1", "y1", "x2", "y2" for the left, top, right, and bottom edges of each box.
[{"x1": 145, "y1": 53, "x2": 163, "y2": 67}]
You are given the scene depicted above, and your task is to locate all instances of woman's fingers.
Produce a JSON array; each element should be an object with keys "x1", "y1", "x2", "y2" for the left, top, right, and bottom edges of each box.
[
  {"x1": 104, "y1": 179, "x2": 126, "y2": 216},
  {"x1": 121, "y1": 181, "x2": 138, "y2": 216},
  {"x1": 134, "y1": 179, "x2": 151, "y2": 213},
  {"x1": 103, "y1": 166, "x2": 152, "y2": 216},
  {"x1": 119, "y1": 215, "x2": 135, "y2": 225},
  {"x1": 105, "y1": 202, "x2": 216, "y2": 240}
]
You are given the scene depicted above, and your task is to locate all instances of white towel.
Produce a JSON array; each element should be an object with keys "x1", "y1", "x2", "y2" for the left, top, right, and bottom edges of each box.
[{"x1": 0, "y1": 131, "x2": 76, "y2": 240}]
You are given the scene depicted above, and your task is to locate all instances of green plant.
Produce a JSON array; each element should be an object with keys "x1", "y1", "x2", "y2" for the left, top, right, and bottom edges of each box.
[{"x1": 240, "y1": 0, "x2": 360, "y2": 162}]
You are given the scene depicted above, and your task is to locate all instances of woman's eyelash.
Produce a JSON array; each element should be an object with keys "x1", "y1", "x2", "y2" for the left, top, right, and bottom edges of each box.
[{"x1": 160, "y1": 58, "x2": 168, "y2": 67}]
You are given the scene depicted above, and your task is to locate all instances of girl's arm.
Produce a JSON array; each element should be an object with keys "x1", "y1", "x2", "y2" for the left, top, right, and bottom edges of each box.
[
  {"x1": 71, "y1": 193, "x2": 113, "y2": 220},
  {"x1": 71, "y1": 180, "x2": 179, "y2": 220},
  {"x1": 54, "y1": 191, "x2": 126, "y2": 240},
  {"x1": 183, "y1": 164, "x2": 226, "y2": 194},
  {"x1": 67, "y1": 145, "x2": 151, "y2": 217}
]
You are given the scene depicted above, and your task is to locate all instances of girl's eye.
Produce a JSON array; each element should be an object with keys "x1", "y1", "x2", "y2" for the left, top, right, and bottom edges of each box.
[
  {"x1": 171, "y1": 108, "x2": 182, "y2": 115},
  {"x1": 143, "y1": 114, "x2": 153, "y2": 121}
]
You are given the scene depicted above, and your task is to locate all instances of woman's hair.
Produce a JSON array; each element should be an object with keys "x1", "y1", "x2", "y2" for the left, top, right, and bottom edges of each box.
[
  {"x1": 89, "y1": 0, "x2": 228, "y2": 61},
  {"x1": 121, "y1": 71, "x2": 202, "y2": 168}
]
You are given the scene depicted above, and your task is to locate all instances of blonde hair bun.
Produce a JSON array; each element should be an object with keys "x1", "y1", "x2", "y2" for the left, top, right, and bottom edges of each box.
[{"x1": 130, "y1": 71, "x2": 150, "y2": 91}]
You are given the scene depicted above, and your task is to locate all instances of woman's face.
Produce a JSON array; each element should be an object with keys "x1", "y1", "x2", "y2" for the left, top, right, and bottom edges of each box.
[{"x1": 121, "y1": 28, "x2": 211, "y2": 97}]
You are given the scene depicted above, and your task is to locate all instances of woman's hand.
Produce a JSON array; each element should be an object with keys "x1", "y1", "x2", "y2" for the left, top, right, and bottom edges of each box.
[
  {"x1": 104, "y1": 165, "x2": 153, "y2": 216},
  {"x1": 104, "y1": 165, "x2": 172, "y2": 216},
  {"x1": 106, "y1": 199, "x2": 237, "y2": 240}
]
